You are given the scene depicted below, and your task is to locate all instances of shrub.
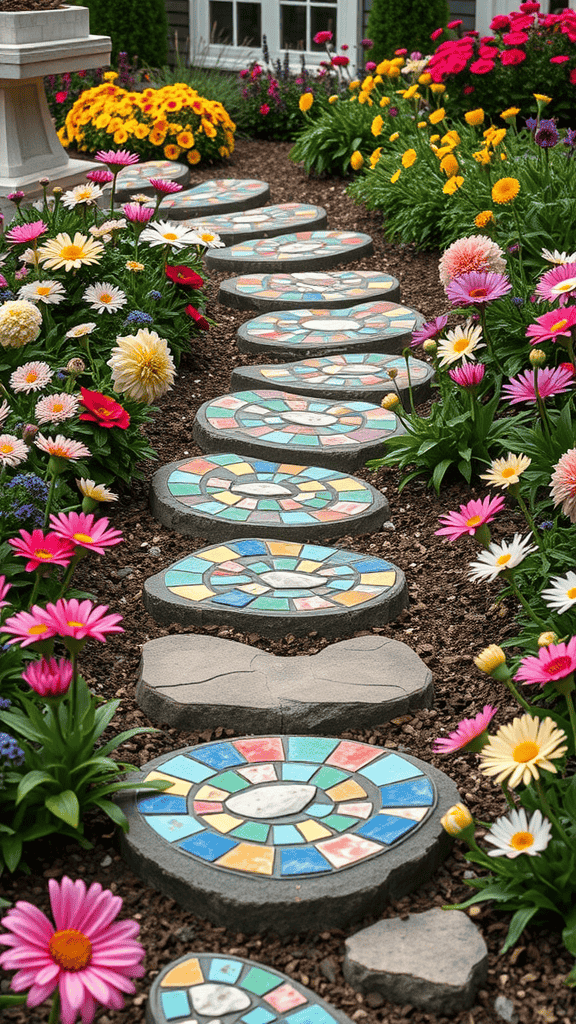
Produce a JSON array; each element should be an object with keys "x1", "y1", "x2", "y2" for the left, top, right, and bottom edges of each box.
[
  {"x1": 367, "y1": 0, "x2": 448, "y2": 64},
  {"x1": 45, "y1": 53, "x2": 142, "y2": 132},
  {"x1": 237, "y1": 50, "x2": 336, "y2": 141},
  {"x1": 83, "y1": 0, "x2": 168, "y2": 67}
]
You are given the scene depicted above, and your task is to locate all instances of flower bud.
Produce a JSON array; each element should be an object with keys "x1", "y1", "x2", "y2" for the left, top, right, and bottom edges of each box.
[
  {"x1": 386, "y1": 368, "x2": 399, "y2": 380},
  {"x1": 441, "y1": 803, "x2": 473, "y2": 836},
  {"x1": 52, "y1": 187, "x2": 63, "y2": 195},
  {"x1": 38, "y1": 177, "x2": 50, "y2": 187},
  {"x1": 381, "y1": 393, "x2": 400, "y2": 410},
  {"x1": 21, "y1": 423, "x2": 39, "y2": 445},
  {"x1": 474, "y1": 644, "x2": 506, "y2": 674},
  {"x1": 66, "y1": 358, "x2": 86, "y2": 375},
  {"x1": 537, "y1": 631, "x2": 558, "y2": 647},
  {"x1": 422, "y1": 339, "x2": 437, "y2": 354},
  {"x1": 529, "y1": 349, "x2": 546, "y2": 367}
]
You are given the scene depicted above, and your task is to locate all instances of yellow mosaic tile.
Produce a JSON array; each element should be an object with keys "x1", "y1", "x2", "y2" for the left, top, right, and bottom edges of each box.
[
  {"x1": 196, "y1": 546, "x2": 239, "y2": 562},
  {"x1": 331, "y1": 590, "x2": 372, "y2": 607},
  {"x1": 217, "y1": 843, "x2": 275, "y2": 875},
  {"x1": 168, "y1": 585, "x2": 215, "y2": 602},
  {"x1": 201, "y1": 813, "x2": 244, "y2": 834},
  {"x1": 161, "y1": 958, "x2": 203, "y2": 987},
  {"x1": 278, "y1": 464, "x2": 307, "y2": 474},
  {"x1": 267, "y1": 541, "x2": 303, "y2": 555},
  {"x1": 297, "y1": 560, "x2": 324, "y2": 572},
  {"x1": 331, "y1": 478, "x2": 364, "y2": 491},
  {"x1": 360, "y1": 571, "x2": 396, "y2": 586},
  {"x1": 325, "y1": 779, "x2": 367, "y2": 801},
  {"x1": 145, "y1": 771, "x2": 192, "y2": 797},
  {"x1": 227, "y1": 462, "x2": 256, "y2": 476},
  {"x1": 195, "y1": 785, "x2": 229, "y2": 801},
  {"x1": 297, "y1": 481, "x2": 325, "y2": 492},
  {"x1": 261, "y1": 368, "x2": 285, "y2": 377},
  {"x1": 212, "y1": 491, "x2": 242, "y2": 506},
  {"x1": 296, "y1": 819, "x2": 332, "y2": 841},
  {"x1": 239, "y1": 583, "x2": 269, "y2": 595}
]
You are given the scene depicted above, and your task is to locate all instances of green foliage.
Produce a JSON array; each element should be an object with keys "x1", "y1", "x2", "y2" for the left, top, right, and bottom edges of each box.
[
  {"x1": 367, "y1": 0, "x2": 448, "y2": 64},
  {"x1": 83, "y1": 0, "x2": 168, "y2": 67},
  {"x1": 290, "y1": 99, "x2": 376, "y2": 176}
]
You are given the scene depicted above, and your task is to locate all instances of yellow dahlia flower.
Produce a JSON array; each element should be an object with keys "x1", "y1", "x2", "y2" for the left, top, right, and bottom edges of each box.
[
  {"x1": 107, "y1": 328, "x2": 176, "y2": 403},
  {"x1": 0, "y1": 300, "x2": 43, "y2": 349}
]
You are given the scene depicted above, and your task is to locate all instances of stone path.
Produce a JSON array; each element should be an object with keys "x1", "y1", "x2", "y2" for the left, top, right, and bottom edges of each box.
[
  {"x1": 150, "y1": 455, "x2": 390, "y2": 541},
  {"x1": 114, "y1": 159, "x2": 190, "y2": 199},
  {"x1": 219, "y1": 270, "x2": 401, "y2": 311},
  {"x1": 149, "y1": 178, "x2": 270, "y2": 218},
  {"x1": 192, "y1": 391, "x2": 404, "y2": 472},
  {"x1": 143, "y1": 539, "x2": 407, "y2": 638},
  {"x1": 206, "y1": 232, "x2": 374, "y2": 275},
  {"x1": 231, "y1": 353, "x2": 433, "y2": 407},
  {"x1": 235, "y1": 302, "x2": 423, "y2": 357},
  {"x1": 178, "y1": 204, "x2": 327, "y2": 245},
  {"x1": 116, "y1": 736, "x2": 460, "y2": 933}
]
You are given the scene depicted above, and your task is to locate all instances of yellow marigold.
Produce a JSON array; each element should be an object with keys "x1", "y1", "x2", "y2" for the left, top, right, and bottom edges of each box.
[
  {"x1": 350, "y1": 150, "x2": 364, "y2": 171},
  {"x1": 418, "y1": 120, "x2": 427, "y2": 128},
  {"x1": 403, "y1": 84, "x2": 420, "y2": 100},
  {"x1": 534, "y1": 93, "x2": 552, "y2": 104},
  {"x1": 442, "y1": 129, "x2": 460, "y2": 146},
  {"x1": 390, "y1": 169, "x2": 401, "y2": 183},
  {"x1": 362, "y1": 75, "x2": 375, "y2": 91},
  {"x1": 430, "y1": 83, "x2": 446, "y2": 94},
  {"x1": 349, "y1": 79, "x2": 360, "y2": 90},
  {"x1": 187, "y1": 149, "x2": 201, "y2": 165},
  {"x1": 376, "y1": 60, "x2": 390, "y2": 75},
  {"x1": 370, "y1": 147, "x2": 382, "y2": 168},
  {"x1": 465, "y1": 108, "x2": 485, "y2": 126},
  {"x1": 492, "y1": 177, "x2": 519, "y2": 204},
  {"x1": 149, "y1": 131, "x2": 166, "y2": 147},
  {"x1": 374, "y1": 75, "x2": 383, "y2": 85},
  {"x1": 106, "y1": 118, "x2": 123, "y2": 134},
  {"x1": 177, "y1": 131, "x2": 194, "y2": 147},
  {"x1": 475, "y1": 210, "x2": 495, "y2": 228},
  {"x1": 429, "y1": 107, "x2": 445, "y2": 124},
  {"x1": 490, "y1": 127, "x2": 507, "y2": 147},
  {"x1": 435, "y1": 145, "x2": 453, "y2": 159},
  {"x1": 133, "y1": 123, "x2": 150, "y2": 140},
  {"x1": 389, "y1": 131, "x2": 400, "y2": 142},
  {"x1": 387, "y1": 65, "x2": 400, "y2": 78},
  {"x1": 430, "y1": 134, "x2": 440, "y2": 142},
  {"x1": 443, "y1": 175, "x2": 464, "y2": 195},
  {"x1": 219, "y1": 146, "x2": 230, "y2": 158},
  {"x1": 164, "y1": 144, "x2": 181, "y2": 160},
  {"x1": 501, "y1": 106, "x2": 520, "y2": 120},
  {"x1": 328, "y1": 95, "x2": 338, "y2": 104},
  {"x1": 473, "y1": 149, "x2": 492, "y2": 165},
  {"x1": 103, "y1": 71, "x2": 118, "y2": 82},
  {"x1": 371, "y1": 114, "x2": 384, "y2": 137},
  {"x1": 113, "y1": 128, "x2": 129, "y2": 145},
  {"x1": 358, "y1": 91, "x2": 372, "y2": 105},
  {"x1": 401, "y1": 148, "x2": 417, "y2": 168},
  {"x1": 440, "y1": 153, "x2": 459, "y2": 176},
  {"x1": 299, "y1": 92, "x2": 313, "y2": 112},
  {"x1": 391, "y1": 57, "x2": 404, "y2": 67},
  {"x1": 380, "y1": 95, "x2": 391, "y2": 108},
  {"x1": 94, "y1": 113, "x2": 111, "y2": 130},
  {"x1": 419, "y1": 72, "x2": 432, "y2": 85}
]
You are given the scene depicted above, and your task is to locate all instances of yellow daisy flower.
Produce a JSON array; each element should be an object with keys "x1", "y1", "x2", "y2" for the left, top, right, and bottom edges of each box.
[
  {"x1": 38, "y1": 232, "x2": 104, "y2": 272},
  {"x1": 480, "y1": 453, "x2": 531, "y2": 489},
  {"x1": 479, "y1": 714, "x2": 567, "y2": 789}
]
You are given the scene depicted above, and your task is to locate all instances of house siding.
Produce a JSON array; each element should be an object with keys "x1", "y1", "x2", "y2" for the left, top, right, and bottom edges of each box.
[{"x1": 166, "y1": 0, "x2": 190, "y2": 62}]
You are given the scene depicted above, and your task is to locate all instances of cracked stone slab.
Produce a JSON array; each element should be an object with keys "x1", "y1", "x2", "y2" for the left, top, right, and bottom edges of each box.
[
  {"x1": 141, "y1": 178, "x2": 271, "y2": 218},
  {"x1": 150, "y1": 454, "x2": 390, "y2": 542},
  {"x1": 219, "y1": 271, "x2": 400, "y2": 312},
  {"x1": 116, "y1": 736, "x2": 459, "y2": 933},
  {"x1": 143, "y1": 538, "x2": 408, "y2": 638},
  {"x1": 236, "y1": 302, "x2": 423, "y2": 358},
  {"x1": 231, "y1": 353, "x2": 434, "y2": 407},
  {"x1": 193, "y1": 390, "x2": 404, "y2": 473},
  {"x1": 136, "y1": 633, "x2": 434, "y2": 733},
  {"x1": 205, "y1": 231, "x2": 374, "y2": 274},
  {"x1": 176, "y1": 203, "x2": 327, "y2": 245},
  {"x1": 146, "y1": 951, "x2": 355, "y2": 1024},
  {"x1": 114, "y1": 159, "x2": 190, "y2": 199},
  {"x1": 343, "y1": 909, "x2": 489, "y2": 1014}
]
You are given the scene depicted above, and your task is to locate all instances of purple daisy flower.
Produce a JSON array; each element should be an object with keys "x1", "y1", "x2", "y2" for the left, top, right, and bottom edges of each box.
[
  {"x1": 446, "y1": 270, "x2": 512, "y2": 306},
  {"x1": 410, "y1": 314, "x2": 448, "y2": 347}
]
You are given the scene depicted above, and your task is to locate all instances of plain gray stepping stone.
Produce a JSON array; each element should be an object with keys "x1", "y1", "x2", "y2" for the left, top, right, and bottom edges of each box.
[
  {"x1": 116, "y1": 735, "x2": 460, "y2": 933},
  {"x1": 193, "y1": 390, "x2": 404, "y2": 473},
  {"x1": 178, "y1": 203, "x2": 327, "y2": 245},
  {"x1": 114, "y1": 159, "x2": 189, "y2": 199},
  {"x1": 231, "y1": 353, "x2": 434, "y2": 407},
  {"x1": 136, "y1": 633, "x2": 434, "y2": 733},
  {"x1": 236, "y1": 301, "x2": 423, "y2": 358},
  {"x1": 343, "y1": 909, "x2": 489, "y2": 1014},
  {"x1": 205, "y1": 231, "x2": 374, "y2": 274},
  {"x1": 143, "y1": 537, "x2": 408, "y2": 638},
  {"x1": 144, "y1": 178, "x2": 270, "y2": 219},
  {"x1": 147, "y1": 952, "x2": 354, "y2": 1024},
  {"x1": 219, "y1": 270, "x2": 400, "y2": 311},
  {"x1": 150, "y1": 454, "x2": 390, "y2": 542}
]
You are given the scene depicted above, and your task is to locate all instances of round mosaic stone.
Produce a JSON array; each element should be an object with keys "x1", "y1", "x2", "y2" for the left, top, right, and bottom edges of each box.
[
  {"x1": 143, "y1": 538, "x2": 408, "y2": 637},
  {"x1": 219, "y1": 270, "x2": 400, "y2": 311},
  {"x1": 114, "y1": 160, "x2": 189, "y2": 199},
  {"x1": 231, "y1": 354, "x2": 433, "y2": 407},
  {"x1": 148, "y1": 952, "x2": 354, "y2": 1024},
  {"x1": 177, "y1": 204, "x2": 327, "y2": 245},
  {"x1": 236, "y1": 301, "x2": 422, "y2": 358},
  {"x1": 116, "y1": 736, "x2": 459, "y2": 932},
  {"x1": 144, "y1": 178, "x2": 271, "y2": 218},
  {"x1": 150, "y1": 455, "x2": 390, "y2": 542},
  {"x1": 205, "y1": 232, "x2": 374, "y2": 275},
  {"x1": 193, "y1": 391, "x2": 404, "y2": 472}
]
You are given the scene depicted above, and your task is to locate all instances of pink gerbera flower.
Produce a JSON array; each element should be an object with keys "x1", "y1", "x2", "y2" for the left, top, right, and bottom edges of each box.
[
  {"x1": 535, "y1": 262, "x2": 576, "y2": 305},
  {"x1": 86, "y1": 168, "x2": 114, "y2": 185},
  {"x1": 0, "y1": 435, "x2": 28, "y2": 468},
  {"x1": 0, "y1": 574, "x2": 11, "y2": 609},
  {"x1": 526, "y1": 306, "x2": 576, "y2": 344},
  {"x1": 10, "y1": 361, "x2": 54, "y2": 393},
  {"x1": 439, "y1": 235, "x2": 506, "y2": 288},
  {"x1": 0, "y1": 876, "x2": 145, "y2": 1024},
  {"x1": 95, "y1": 149, "x2": 140, "y2": 169},
  {"x1": 410, "y1": 315, "x2": 448, "y2": 347},
  {"x1": 22, "y1": 656, "x2": 73, "y2": 697},
  {"x1": 514, "y1": 636, "x2": 576, "y2": 687},
  {"x1": 501, "y1": 365, "x2": 575, "y2": 404},
  {"x1": 49, "y1": 512, "x2": 123, "y2": 554},
  {"x1": 433, "y1": 705, "x2": 498, "y2": 753},
  {"x1": 35, "y1": 434, "x2": 91, "y2": 461},
  {"x1": 435, "y1": 494, "x2": 505, "y2": 541},
  {"x1": 34, "y1": 392, "x2": 79, "y2": 425},
  {"x1": 39, "y1": 598, "x2": 124, "y2": 644},
  {"x1": 446, "y1": 270, "x2": 512, "y2": 305},
  {"x1": 8, "y1": 529, "x2": 76, "y2": 571},
  {"x1": 148, "y1": 178, "x2": 183, "y2": 195},
  {"x1": 122, "y1": 203, "x2": 155, "y2": 223},
  {"x1": 449, "y1": 363, "x2": 486, "y2": 387},
  {"x1": 5, "y1": 220, "x2": 48, "y2": 245},
  {"x1": 550, "y1": 447, "x2": 576, "y2": 522},
  {"x1": 1, "y1": 607, "x2": 60, "y2": 647}
]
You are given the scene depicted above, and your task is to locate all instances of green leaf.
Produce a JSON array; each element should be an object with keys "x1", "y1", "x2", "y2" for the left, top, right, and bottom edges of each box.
[
  {"x1": 431, "y1": 458, "x2": 453, "y2": 494},
  {"x1": 93, "y1": 700, "x2": 121, "y2": 741},
  {"x1": 0, "y1": 709, "x2": 46, "y2": 744},
  {"x1": 90, "y1": 798, "x2": 129, "y2": 832},
  {"x1": 0, "y1": 995, "x2": 27, "y2": 1008},
  {"x1": 500, "y1": 906, "x2": 540, "y2": 954},
  {"x1": 16, "y1": 770, "x2": 57, "y2": 805},
  {"x1": 1, "y1": 835, "x2": 22, "y2": 873},
  {"x1": 97, "y1": 726, "x2": 157, "y2": 757},
  {"x1": 45, "y1": 790, "x2": 80, "y2": 829}
]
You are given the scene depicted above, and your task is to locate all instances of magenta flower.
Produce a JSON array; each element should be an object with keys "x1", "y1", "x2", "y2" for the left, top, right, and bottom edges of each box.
[
  {"x1": 446, "y1": 270, "x2": 512, "y2": 306},
  {"x1": 436, "y1": 494, "x2": 505, "y2": 542},
  {"x1": 535, "y1": 262, "x2": 576, "y2": 305},
  {"x1": 49, "y1": 511, "x2": 123, "y2": 554},
  {"x1": 313, "y1": 30, "x2": 333, "y2": 44},
  {"x1": 550, "y1": 447, "x2": 576, "y2": 523},
  {"x1": 147, "y1": 178, "x2": 183, "y2": 195},
  {"x1": 5, "y1": 220, "x2": 48, "y2": 245},
  {"x1": 2, "y1": 607, "x2": 60, "y2": 647},
  {"x1": 0, "y1": 574, "x2": 11, "y2": 609},
  {"x1": 95, "y1": 149, "x2": 139, "y2": 169},
  {"x1": 8, "y1": 529, "x2": 76, "y2": 572},
  {"x1": 410, "y1": 315, "x2": 448, "y2": 347},
  {"x1": 22, "y1": 656, "x2": 73, "y2": 697},
  {"x1": 514, "y1": 636, "x2": 576, "y2": 687},
  {"x1": 0, "y1": 876, "x2": 145, "y2": 1024},
  {"x1": 122, "y1": 203, "x2": 155, "y2": 223},
  {"x1": 501, "y1": 365, "x2": 575, "y2": 405},
  {"x1": 449, "y1": 363, "x2": 486, "y2": 387},
  {"x1": 86, "y1": 169, "x2": 114, "y2": 185},
  {"x1": 433, "y1": 705, "x2": 498, "y2": 753},
  {"x1": 526, "y1": 306, "x2": 576, "y2": 344}
]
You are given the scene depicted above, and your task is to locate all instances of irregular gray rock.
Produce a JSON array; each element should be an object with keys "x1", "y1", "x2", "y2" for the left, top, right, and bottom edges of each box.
[
  {"x1": 343, "y1": 909, "x2": 488, "y2": 1015},
  {"x1": 494, "y1": 995, "x2": 519, "y2": 1023}
]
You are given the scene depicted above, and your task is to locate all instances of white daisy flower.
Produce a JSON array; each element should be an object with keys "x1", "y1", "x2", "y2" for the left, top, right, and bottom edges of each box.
[
  {"x1": 18, "y1": 280, "x2": 66, "y2": 305},
  {"x1": 18, "y1": 247, "x2": 40, "y2": 268},
  {"x1": 83, "y1": 282, "x2": 127, "y2": 314},
  {"x1": 140, "y1": 220, "x2": 202, "y2": 250},
  {"x1": 485, "y1": 807, "x2": 552, "y2": 859},
  {"x1": 65, "y1": 322, "x2": 97, "y2": 338},
  {"x1": 185, "y1": 224, "x2": 224, "y2": 248},
  {"x1": 131, "y1": 193, "x2": 152, "y2": 204},
  {"x1": 469, "y1": 532, "x2": 537, "y2": 583},
  {"x1": 0, "y1": 399, "x2": 10, "y2": 426},
  {"x1": 541, "y1": 248, "x2": 576, "y2": 265},
  {"x1": 541, "y1": 571, "x2": 576, "y2": 615},
  {"x1": 77, "y1": 478, "x2": 119, "y2": 503},
  {"x1": 61, "y1": 182, "x2": 104, "y2": 208},
  {"x1": 10, "y1": 361, "x2": 54, "y2": 393},
  {"x1": 437, "y1": 319, "x2": 485, "y2": 367}
]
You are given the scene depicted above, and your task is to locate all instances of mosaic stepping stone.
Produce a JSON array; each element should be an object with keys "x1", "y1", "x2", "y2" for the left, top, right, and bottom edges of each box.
[
  {"x1": 114, "y1": 160, "x2": 190, "y2": 199},
  {"x1": 177, "y1": 204, "x2": 327, "y2": 245},
  {"x1": 145, "y1": 178, "x2": 270, "y2": 219},
  {"x1": 148, "y1": 952, "x2": 354, "y2": 1024},
  {"x1": 143, "y1": 538, "x2": 408, "y2": 638},
  {"x1": 193, "y1": 391, "x2": 403, "y2": 472},
  {"x1": 236, "y1": 301, "x2": 422, "y2": 358},
  {"x1": 219, "y1": 270, "x2": 400, "y2": 311},
  {"x1": 137, "y1": 634, "x2": 434, "y2": 734},
  {"x1": 231, "y1": 354, "x2": 433, "y2": 407},
  {"x1": 205, "y1": 232, "x2": 374, "y2": 275},
  {"x1": 116, "y1": 735, "x2": 460, "y2": 932},
  {"x1": 150, "y1": 454, "x2": 390, "y2": 542}
]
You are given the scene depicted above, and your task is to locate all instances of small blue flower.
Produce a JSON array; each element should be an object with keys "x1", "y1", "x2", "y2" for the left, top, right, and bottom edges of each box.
[
  {"x1": 0, "y1": 698, "x2": 11, "y2": 710},
  {"x1": 511, "y1": 296, "x2": 524, "y2": 307},
  {"x1": 0, "y1": 290, "x2": 15, "y2": 302},
  {"x1": 123, "y1": 310, "x2": 153, "y2": 326},
  {"x1": 539, "y1": 521, "x2": 554, "y2": 530},
  {"x1": 0, "y1": 732, "x2": 24, "y2": 766},
  {"x1": 525, "y1": 117, "x2": 537, "y2": 132},
  {"x1": 147, "y1": 290, "x2": 163, "y2": 301}
]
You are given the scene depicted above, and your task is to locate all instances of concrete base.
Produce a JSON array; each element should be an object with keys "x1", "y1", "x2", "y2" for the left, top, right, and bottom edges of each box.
[{"x1": 0, "y1": 156, "x2": 100, "y2": 198}]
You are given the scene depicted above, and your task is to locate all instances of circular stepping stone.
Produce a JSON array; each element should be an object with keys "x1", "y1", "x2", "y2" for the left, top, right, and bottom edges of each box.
[
  {"x1": 145, "y1": 178, "x2": 270, "y2": 219},
  {"x1": 219, "y1": 270, "x2": 400, "y2": 311},
  {"x1": 193, "y1": 391, "x2": 403, "y2": 472},
  {"x1": 136, "y1": 634, "x2": 434, "y2": 734},
  {"x1": 114, "y1": 160, "x2": 190, "y2": 199},
  {"x1": 177, "y1": 204, "x2": 327, "y2": 245},
  {"x1": 205, "y1": 231, "x2": 374, "y2": 275},
  {"x1": 236, "y1": 301, "x2": 422, "y2": 358},
  {"x1": 231, "y1": 354, "x2": 433, "y2": 407},
  {"x1": 147, "y1": 952, "x2": 354, "y2": 1024},
  {"x1": 116, "y1": 735, "x2": 460, "y2": 933},
  {"x1": 143, "y1": 538, "x2": 408, "y2": 638},
  {"x1": 150, "y1": 454, "x2": 390, "y2": 542}
]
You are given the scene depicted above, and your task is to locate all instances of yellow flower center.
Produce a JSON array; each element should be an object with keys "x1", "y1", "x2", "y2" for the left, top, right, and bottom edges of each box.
[
  {"x1": 554, "y1": 281, "x2": 576, "y2": 293},
  {"x1": 163, "y1": 233, "x2": 178, "y2": 240},
  {"x1": 67, "y1": 619, "x2": 86, "y2": 628},
  {"x1": 496, "y1": 553, "x2": 511, "y2": 565},
  {"x1": 37, "y1": 287, "x2": 51, "y2": 296},
  {"x1": 59, "y1": 245, "x2": 84, "y2": 260},
  {"x1": 510, "y1": 831, "x2": 534, "y2": 851},
  {"x1": 99, "y1": 293, "x2": 112, "y2": 303},
  {"x1": 25, "y1": 372, "x2": 39, "y2": 381},
  {"x1": 49, "y1": 929, "x2": 92, "y2": 971},
  {"x1": 512, "y1": 739, "x2": 539, "y2": 762},
  {"x1": 466, "y1": 514, "x2": 482, "y2": 527},
  {"x1": 501, "y1": 467, "x2": 516, "y2": 478},
  {"x1": 53, "y1": 402, "x2": 64, "y2": 412},
  {"x1": 567, "y1": 587, "x2": 576, "y2": 600},
  {"x1": 34, "y1": 549, "x2": 55, "y2": 560},
  {"x1": 76, "y1": 189, "x2": 92, "y2": 201},
  {"x1": 29, "y1": 623, "x2": 48, "y2": 635},
  {"x1": 73, "y1": 533, "x2": 94, "y2": 544},
  {"x1": 453, "y1": 337, "x2": 471, "y2": 352},
  {"x1": 0, "y1": 442, "x2": 15, "y2": 454},
  {"x1": 551, "y1": 319, "x2": 568, "y2": 331},
  {"x1": 469, "y1": 287, "x2": 488, "y2": 298}
]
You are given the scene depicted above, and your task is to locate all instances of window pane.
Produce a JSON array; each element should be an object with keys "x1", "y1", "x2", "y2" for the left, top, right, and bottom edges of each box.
[
  {"x1": 280, "y1": 4, "x2": 307, "y2": 49},
  {"x1": 310, "y1": 6, "x2": 336, "y2": 48},
  {"x1": 237, "y1": 2, "x2": 262, "y2": 46},
  {"x1": 210, "y1": 1, "x2": 233, "y2": 44}
]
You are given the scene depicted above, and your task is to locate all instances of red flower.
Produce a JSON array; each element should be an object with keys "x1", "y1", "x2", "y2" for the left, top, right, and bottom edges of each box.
[
  {"x1": 79, "y1": 388, "x2": 130, "y2": 429},
  {"x1": 470, "y1": 58, "x2": 496, "y2": 74},
  {"x1": 165, "y1": 264, "x2": 204, "y2": 288},
  {"x1": 260, "y1": 103, "x2": 270, "y2": 115},
  {"x1": 463, "y1": 85, "x2": 475, "y2": 94},
  {"x1": 503, "y1": 30, "x2": 529, "y2": 44},
  {"x1": 394, "y1": 48, "x2": 408, "y2": 55},
  {"x1": 490, "y1": 15, "x2": 511, "y2": 30},
  {"x1": 550, "y1": 55, "x2": 569, "y2": 63},
  {"x1": 570, "y1": 69, "x2": 576, "y2": 84},
  {"x1": 500, "y1": 48, "x2": 527, "y2": 65},
  {"x1": 430, "y1": 27, "x2": 444, "y2": 40},
  {"x1": 185, "y1": 305, "x2": 209, "y2": 330},
  {"x1": 520, "y1": 2, "x2": 540, "y2": 12},
  {"x1": 479, "y1": 45, "x2": 499, "y2": 57},
  {"x1": 313, "y1": 30, "x2": 333, "y2": 44},
  {"x1": 331, "y1": 55, "x2": 350, "y2": 66},
  {"x1": 55, "y1": 91, "x2": 68, "y2": 104},
  {"x1": 447, "y1": 19, "x2": 462, "y2": 28}
]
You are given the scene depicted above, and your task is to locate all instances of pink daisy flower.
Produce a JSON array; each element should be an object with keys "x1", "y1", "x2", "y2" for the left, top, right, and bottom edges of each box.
[
  {"x1": 2, "y1": 607, "x2": 60, "y2": 647},
  {"x1": 439, "y1": 235, "x2": 506, "y2": 288},
  {"x1": 435, "y1": 494, "x2": 505, "y2": 542},
  {"x1": 10, "y1": 361, "x2": 54, "y2": 393},
  {"x1": 86, "y1": 168, "x2": 114, "y2": 184},
  {"x1": 525, "y1": 306, "x2": 576, "y2": 344},
  {"x1": 501, "y1": 365, "x2": 575, "y2": 404},
  {"x1": 22, "y1": 656, "x2": 73, "y2": 697},
  {"x1": 535, "y1": 262, "x2": 576, "y2": 305},
  {"x1": 148, "y1": 178, "x2": 183, "y2": 195},
  {"x1": 446, "y1": 270, "x2": 512, "y2": 306},
  {"x1": 5, "y1": 220, "x2": 48, "y2": 245},
  {"x1": 433, "y1": 705, "x2": 498, "y2": 753},
  {"x1": 448, "y1": 363, "x2": 486, "y2": 387},
  {"x1": 550, "y1": 447, "x2": 576, "y2": 522},
  {"x1": 8, "y1": 529, "x2": 76, "y2": 571},
  {"x1": 0, "y1": 574, "x2": 11, "y2": 609},
  {"x1": 49, "y1": 512, "x2": 123, "y2": 554},
  {"x1": 122, "y1": 203, "x2": 155, "y2": 223},
  {"x1": 35, "y1": 434, "x2": 91, "y2": 461},
  {"x1": 0, "y1": 435, "x2": 28, "y2": 468},
  {"x1": 410, "y1": 315, "x2": 448, "y2": 347},
  {"x1": 514, "y1": 636, "x2": 576, "y2": 687},
  {"x1": 39, "y1": 598, "x2": 124, "y2": 644},
  {"x1": 0, "y1": 876, "x2": 145, "y2": 1024},
  {"x1": 95, "y1": 149, "x2": 140, "y2": 169},
  {"x1": 34, "y1": 392, "x2": 79, "y2": 425}
]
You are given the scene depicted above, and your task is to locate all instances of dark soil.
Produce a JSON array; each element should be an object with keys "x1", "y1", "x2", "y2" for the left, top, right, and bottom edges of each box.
[{"x1": 2, "y1": 140, "x2": 575, "y2": 1024}]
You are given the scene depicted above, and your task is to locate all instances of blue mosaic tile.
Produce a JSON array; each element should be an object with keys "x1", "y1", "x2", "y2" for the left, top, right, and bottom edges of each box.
[
  {"x1": 161, "y1": 755, "x2": 215, "y2": 783},
  {"x1": 356, "y1": 814, "x2": 416, "y2": 844},
  {"x1": 280, "y1": 847, "x2": 331, "y2": 875},
  {"x1": 137, "y1": 794, "x2": 188, "y2": 815},
  {"x1": 160, "y1": 990, "x2": 190, "y2": 1019},
  {"x1": 379, "y1": 777, "x2": 434, "y2": 806},
  {"x1": 179, "y1": 832, "x2": 238, "y2": 861},
  {"x1": 359, "y1": 754, "x2": 423, "y2": 787},
  {"x1": 288, "y1": 738, "x2": 339, "y2": 763},
  {"x1": 208, "y1": 958, "x2": 243, "y2": 983}
]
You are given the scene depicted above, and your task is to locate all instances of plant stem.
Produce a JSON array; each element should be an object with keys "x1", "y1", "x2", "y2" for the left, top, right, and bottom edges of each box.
[
  {"x1": 503, "y1": 674, "x2": 533, "y2": 714},
  {"x1": 565, "y1": 691, "x2": 576, "y2": 747},
  {"x1": 47, "y1": 991, "x2": 60, "y2": 1024},
  {"x1": 514, "y1": 491, "x2": 542, "y2": 546},
  {"x1": 505, "y1": 570, "x2": 547, "y2": 629},
  {"x1": 479, "y1": 305, "x2": 505, "y2": 375},
  {"x1": 534, "y1": 776, "x2": 571, "y2": 845},
  {"x1": 43, "y1": 474, "x2": 58, "y2": 529}
]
